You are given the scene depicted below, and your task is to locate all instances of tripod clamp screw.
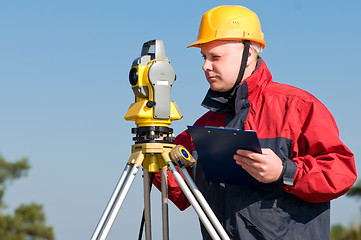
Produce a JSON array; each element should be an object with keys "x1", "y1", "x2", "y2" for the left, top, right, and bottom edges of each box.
[{"x1": 169, "y1": 145, "x2": 196, "y2": 168}]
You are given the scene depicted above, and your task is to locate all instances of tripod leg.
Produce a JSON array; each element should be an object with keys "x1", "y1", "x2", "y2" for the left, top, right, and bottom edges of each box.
[
  {"x1": 91, "y1": 164, "x2": 132, "y2": 240},
  {"x1": 161, "y1": 167, "x2": 169, "y2": 240},
  {"x1": 167, "y1": 162, "x2": 221, "y2": 240},
  {"x1": 91, "y1": 162, "x2": 142, "y2": 240},
  {"x1": 179, "y1": 168, "x2": 230, "y2": 240},
  {"x1": 143, "y1": 168, "x2": 152, "y2": 240}
]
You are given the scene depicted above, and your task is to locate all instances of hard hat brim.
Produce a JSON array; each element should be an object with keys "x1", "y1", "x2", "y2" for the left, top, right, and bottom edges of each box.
[{"x1": 187, "y1": 37, "x2": 265, "y2": 49}]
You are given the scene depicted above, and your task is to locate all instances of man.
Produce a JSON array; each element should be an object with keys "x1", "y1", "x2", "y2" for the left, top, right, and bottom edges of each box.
[{"x1": 153, "y1": 5, "x2": 357, "y2": 239}]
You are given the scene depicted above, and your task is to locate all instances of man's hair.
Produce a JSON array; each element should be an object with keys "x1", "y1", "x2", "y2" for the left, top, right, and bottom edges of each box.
[
  {"x1": 226, "y1": 40, "x2": 263, "y2": 55},
  {"x1": 251, "y1": 42, "x2": 263, "y2": 54}
]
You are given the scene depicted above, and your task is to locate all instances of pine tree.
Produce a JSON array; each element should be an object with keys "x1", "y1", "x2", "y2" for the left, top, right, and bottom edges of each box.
[{"x1": 0, "y1": 154, "x2": 54, "y2": 240}]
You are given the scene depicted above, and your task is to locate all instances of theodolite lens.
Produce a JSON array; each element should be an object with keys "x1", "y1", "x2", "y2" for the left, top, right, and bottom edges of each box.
[{"x1": 129, "y1": 68, "x2": 138, "y2": 86}]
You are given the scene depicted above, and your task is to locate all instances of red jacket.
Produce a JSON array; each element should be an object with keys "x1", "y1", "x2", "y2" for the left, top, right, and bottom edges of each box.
[{"x1": 153, "y1": 59, "x2": 356, "y2": 239}]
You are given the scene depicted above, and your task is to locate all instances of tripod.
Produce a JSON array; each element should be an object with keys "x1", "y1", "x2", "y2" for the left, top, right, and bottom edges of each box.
[{"x1": 90, "y1": 126, "x2": 230, "y2": 240}]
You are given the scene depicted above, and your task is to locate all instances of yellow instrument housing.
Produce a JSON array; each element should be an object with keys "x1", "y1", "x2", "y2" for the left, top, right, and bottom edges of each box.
[
  {"x1": 124, "y1": 100, "x2": 182, "y2": 127},
  {"x1": 124, "y1": 40, "x2": 182, "y2": 128}
]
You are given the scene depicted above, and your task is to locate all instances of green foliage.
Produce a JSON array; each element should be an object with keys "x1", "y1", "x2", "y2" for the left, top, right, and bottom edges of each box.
[
  {"x1": 0, "y1": 154, "x2": 30, "y2": 208},
  {"x1": 331, "y1": 223, "x2": 361, "y2": 240},
  {"x1": 0, "y1": 154, "x2": 54, "y2": 240},
  {"x1": 0, "y1": 203, "x2": 54, "y2": 240},
  {"x1": 347, "y1": 180, "x2": 361, "y2": 198},
  {"x1": 330, "y1": 180, "x2": 361, "y2": 240},
  {"x1": 331, "y1": 224, "x2": 348, "y2": 240}
]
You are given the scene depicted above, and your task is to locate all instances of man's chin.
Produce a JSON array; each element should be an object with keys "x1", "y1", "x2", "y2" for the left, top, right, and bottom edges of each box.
[{"x1": 210, "y1": 85, "x2": 229, "y2": 93}]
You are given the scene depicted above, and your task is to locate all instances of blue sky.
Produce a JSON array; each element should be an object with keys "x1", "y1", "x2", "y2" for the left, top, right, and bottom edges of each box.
[{"x1": 1, "y1": 1, "x2": 361, "y2": 239}]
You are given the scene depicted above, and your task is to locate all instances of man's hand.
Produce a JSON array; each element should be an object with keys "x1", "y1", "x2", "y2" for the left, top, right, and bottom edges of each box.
[{"x1": 233, "y1": 148, "x2": 283, "y2": 183}]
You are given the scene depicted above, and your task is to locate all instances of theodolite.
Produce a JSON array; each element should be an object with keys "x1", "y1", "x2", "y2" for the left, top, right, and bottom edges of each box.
[{"x1": 91, "y1": 40, "x2": 229, "y2": 240}]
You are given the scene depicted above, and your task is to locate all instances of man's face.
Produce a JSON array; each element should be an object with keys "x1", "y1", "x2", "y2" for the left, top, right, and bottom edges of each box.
[{"x1": 201, "y1": 40, "x2": 244, "y2": 92}]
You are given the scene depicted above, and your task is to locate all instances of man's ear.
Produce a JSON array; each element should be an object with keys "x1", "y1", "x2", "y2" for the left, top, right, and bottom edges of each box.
[{"x1": 247, "y1": 45, "x2": 256, "y2": 67}]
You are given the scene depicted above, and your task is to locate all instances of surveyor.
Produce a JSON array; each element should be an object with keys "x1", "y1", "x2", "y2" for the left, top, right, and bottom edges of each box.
[{"x1": 153, "y1": 5, "x2": 357, "y2": 239}]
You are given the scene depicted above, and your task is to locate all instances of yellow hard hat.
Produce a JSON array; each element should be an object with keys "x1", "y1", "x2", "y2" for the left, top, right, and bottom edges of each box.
[{"x1": 188, "y1": 5, "x2": 265, "y2": 48}]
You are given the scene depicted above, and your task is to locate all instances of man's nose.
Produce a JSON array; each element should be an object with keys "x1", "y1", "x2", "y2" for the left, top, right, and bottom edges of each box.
[{"x1": 202, "y1": 59, "x2": 212, "y2": 71}]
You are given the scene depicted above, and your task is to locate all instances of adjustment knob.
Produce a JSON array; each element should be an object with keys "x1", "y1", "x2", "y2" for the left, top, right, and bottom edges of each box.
[
  {"x1": 170, "y1": 145, "x2": 196, "y2": 168},
  {"x1": 146, "y1": 101, "x2": 156, "y2": 108}
]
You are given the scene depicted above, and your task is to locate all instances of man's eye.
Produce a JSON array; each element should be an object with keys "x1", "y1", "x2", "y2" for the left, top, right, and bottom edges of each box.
[{"x1": 201, "y1": 55, "x2": 220, "y2": 61}]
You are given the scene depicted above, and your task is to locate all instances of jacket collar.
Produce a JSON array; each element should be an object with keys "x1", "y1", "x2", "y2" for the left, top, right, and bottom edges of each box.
[
  {"x1": 202, "y1": 58, "x2": 273, "y2": 113},
  {"x1": 241, "y1": 58, "x2": 273, "y2": 104}
]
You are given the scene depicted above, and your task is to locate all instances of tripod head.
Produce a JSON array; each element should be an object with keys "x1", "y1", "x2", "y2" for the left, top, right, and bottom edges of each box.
[{"x1": 124, "y1": 40, "x2": 183, "y2": 142}]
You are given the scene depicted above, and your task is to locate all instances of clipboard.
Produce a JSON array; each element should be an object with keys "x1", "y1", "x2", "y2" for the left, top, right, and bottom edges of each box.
[{"x1": 187, "y1": 125, "x2": 264, "y2": 185}]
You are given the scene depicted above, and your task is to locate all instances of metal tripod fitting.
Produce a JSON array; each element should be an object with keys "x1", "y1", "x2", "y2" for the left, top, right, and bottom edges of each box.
[{"x1": 131, "y1": 142, "x2": 173, "y2": 172}]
